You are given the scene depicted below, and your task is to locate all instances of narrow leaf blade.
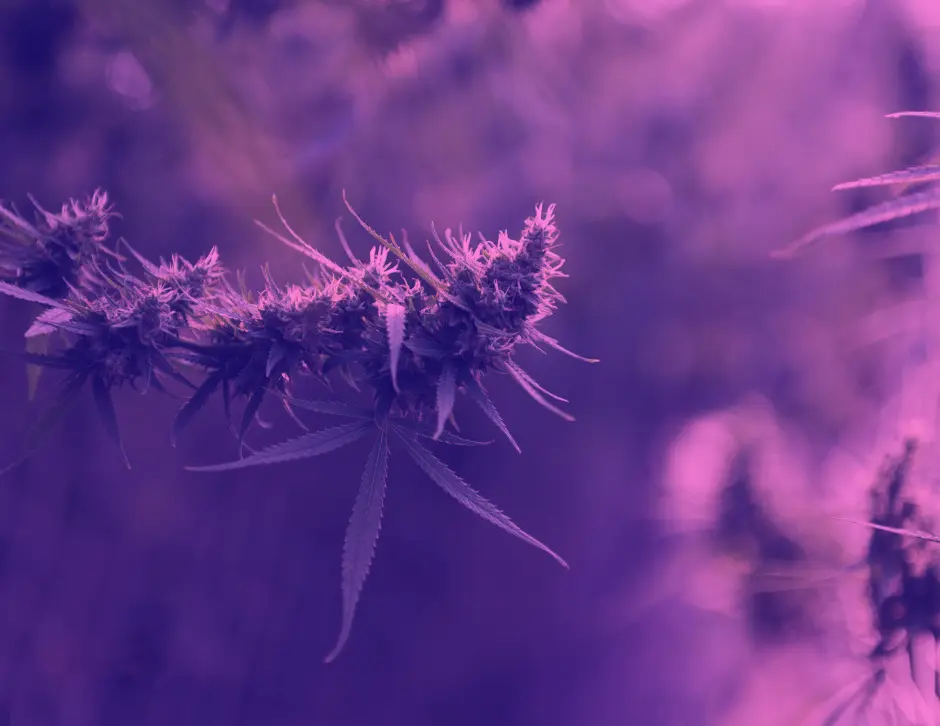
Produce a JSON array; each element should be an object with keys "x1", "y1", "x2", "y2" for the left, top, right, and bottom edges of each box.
[
  {"x1": 434, "y1": 364, "x2": 456, "y2": 440},
  {"x1": 281, "y1": 395, "x2": 373, "y2": 419},
  {"x1": 171, "y1": 370, "x2": 224, "y2": 445},
  {"x1": 384, "y1": 303, "x2": 406, "y2": 393},
  {"x1": 395, "y1": 429, "x2": 567, "y2": 568},
  {"x1": 24, "y1": 334, "x2": 49, "y2": 400},
  {"x1": 504, "y1": 361, "x2": 575, "y2": 422},
  {"x1": 0, "y1": 374, "x2": 85, "y2": 477},
  {"x1": 831, "y1": 165, "x2": 940, "y2": 191},
  {"x1": 463, "y1": 375, "x2": 520, "y2": 453},
  {"x1": 0, "y1": 281, "x2": 67, "y2": 309},
  {"x1": 775, "y1": 187, "x2": 940, "y2": 258},
  {"x1": 186, "y1": 421, "x2": 372, "y2": 472},
  {"x1": 91, "y1": 376, "x2": 130, "y2": 469},
  {"x1": 324, "y1": 426, "x2": 389, "y2": 663}
]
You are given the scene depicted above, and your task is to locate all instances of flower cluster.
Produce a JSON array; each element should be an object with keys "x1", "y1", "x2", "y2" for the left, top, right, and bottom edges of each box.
[{"x1": 0, "y1": 189, "x2": 594, "y2": 661}]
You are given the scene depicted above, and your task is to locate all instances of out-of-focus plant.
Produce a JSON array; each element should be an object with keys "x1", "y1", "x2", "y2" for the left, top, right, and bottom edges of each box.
[
  {"x1": 775, "y1": 112, "x2": 940, "y2": 259},
  {"x1": 0, "y1": 188, "x2": 594, "y2": 661}
]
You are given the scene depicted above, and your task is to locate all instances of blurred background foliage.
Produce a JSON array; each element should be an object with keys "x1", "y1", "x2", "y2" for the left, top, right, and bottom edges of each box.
[{"x1": 1, "y1": 0, "x2": 940, "y2": 724}]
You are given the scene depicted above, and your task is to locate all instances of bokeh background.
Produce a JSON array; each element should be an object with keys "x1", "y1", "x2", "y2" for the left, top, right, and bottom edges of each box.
[{"x1": 0, "y1": 0, "x2": 939, "y2": 724}]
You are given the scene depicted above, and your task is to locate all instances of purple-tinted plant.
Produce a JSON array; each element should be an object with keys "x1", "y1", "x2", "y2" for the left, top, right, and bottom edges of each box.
[
  {"x1": 0, "y1": 189, "x2": 595, "y2": 661},
  {"x1": 776, "y1": 111, "x2": 940, "y2": 258}
]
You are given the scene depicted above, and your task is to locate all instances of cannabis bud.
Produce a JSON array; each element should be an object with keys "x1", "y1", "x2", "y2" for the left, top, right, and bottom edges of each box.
[{"x1": 0, "y1": 190, "x2": 595, "y2": 661}]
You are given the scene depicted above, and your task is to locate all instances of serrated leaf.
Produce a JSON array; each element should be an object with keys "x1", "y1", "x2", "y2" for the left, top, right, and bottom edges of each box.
[
  {"x1": 505, "y1": 359, "x2": 568, "y2": 403},
  {"x1": 0, "y1": 281, "x2": 67, "y2": 309},
  {"x1": 384, "y1": 303, "x2": 406, "y2": 393},
  {"x1": 463, "y1": 375, "x2": 520, "y2": 453},
  {"x1": 775, "y1": 187, "x2": 940, "y2": 258},
  {"x1": 25, "y1": 308, "x2": 72, "y2": 338},
  {"x1": 831, "y1": 165, "x2": 940, "y2": 191},
  {"x1": 403, "y1": 336, "x2": 445, "y2": 358},
  {"x1": 0, "y1": 374, "x2": 85, "y2": 477},
  {"x1": 280, "y1": 395, "x2": 373, "y2": 419},
  {"x1": 25, "y1": 334, "x2": 49, "y2": 400},
  {"x1": 171, "y1": 369, "x2": 224, "y2": 445},
  {"x1": 504, "y1": 361, "x2": 575, "y2": 422},
  {"x1": 529, "y1": 328, "x2": 599, "y2": 363},
  {"x1": 150, "y1": 350, "x2": 194, "y2": 389},
  {"x1": 324, "y1": 425, "x2": 389, "y2": 663},
  {"x1": 92, "y1": 375, "x2": 130, "y2": 469},
  {"x1": 186, "y1": 421, "x2": 372, "y2": 472},
  {"x1": 434, "y1": 363, "x2": 456, "y2": 440},
  {"x1": 394, "y1": 428, "x2": 567, "y2": 568},
  {"x1": 393, "y1": 417, "x2": 491, "y2": 446}
]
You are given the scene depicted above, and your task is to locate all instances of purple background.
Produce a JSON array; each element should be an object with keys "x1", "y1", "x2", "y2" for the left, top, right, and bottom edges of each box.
[{"x1": 0, "y1": 0, "x2": 937, "y2": 724}]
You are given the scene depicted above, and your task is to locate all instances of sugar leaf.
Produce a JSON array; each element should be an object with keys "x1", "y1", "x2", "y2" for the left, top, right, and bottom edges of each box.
[
  {"x1": 384, "y1": 303, "x2": 406, "y2": 393},
  {"x1": 434, "y1": 363, "x2": 456, "y2": 440}
]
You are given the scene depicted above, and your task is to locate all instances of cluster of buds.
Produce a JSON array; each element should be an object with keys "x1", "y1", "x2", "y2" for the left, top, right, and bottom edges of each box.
[{"x1": 0, "y1": 189, "x2": 593, "y2": 661}]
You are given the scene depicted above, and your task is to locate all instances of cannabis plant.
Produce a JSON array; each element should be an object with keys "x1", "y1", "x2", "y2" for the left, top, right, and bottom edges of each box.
[
  {"x1": 0, "y1": 189, "x2": 594, "y2": 662},
  {"x1": 776, "y1": 111, "x2": 940, "y2": 258}
]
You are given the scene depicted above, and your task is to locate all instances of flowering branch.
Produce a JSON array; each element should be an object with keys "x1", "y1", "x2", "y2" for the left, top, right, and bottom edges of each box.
[{"x1": 0, "y1": 189, "x2": 595, "y2": 660}]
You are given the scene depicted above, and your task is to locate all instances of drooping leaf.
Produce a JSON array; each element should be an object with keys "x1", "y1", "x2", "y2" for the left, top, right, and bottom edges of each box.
[
  {"x1": 384, "y1": 302, "x2": 406, "y2": 393},
  {"x1": 186, "y1": 421, "x2": 372, "y2": 472},
  {"x1": 238, "y1": 387, "x2": 267, "y2": 452},
  {"x1": 324, "y1": 425, "x2": 389, "y2": 663},
  {"x1": 394, "y1": 427, "x2": 568, "y2": 568},
  {"x1": 463, "y1": 375, "x2": 520, "y2": 453},
  {"x1": 280, "y1": 395, "x2": 373, "y2": 420},
  {"x1": 150, "y1": 350, "x2": 194, "y2": 390},
  {"x1": 504, "y1": 361, "x2": 575, "y2": 422},
  {"x1": 529, "y1": 328, "x2": 599, "y2": 363},
  {"x1": 24, "y1": 334, "x2": 49, "y2": 400},
  {"x1": 434, "y1": 363, "x2": 456, "y2": 440},
  {"x1": 0, "y1": 373, "x2": 86, "y2": 477},
  {"x1": 265, "y1": 344, "x2": 285, "y2": 379},
  {"x1": 25, "y1": 308, "x2": 73, "y2": 338},
  {"x1": 171, "y1": 369, "x2": 224, "y2": 445},
  {"x1": 0, "y1": 281, "x2": 68, "y2": 309},
  {"x1": 92, "y1": 375, "x2": 130, "y2": 469},
  {"x1": 834, "y1": 516, "x2": 940, "y2": 544},
  {"x1": 774, "y1": 187, "x2": 940, "y2": 258},
  {"x1": 393, "y1": 417, "x2": 491, "y2": 446},
  {"x1": 831, "y1": 165, "x2": 940, "y2": 191},
  {"x1": 505, "y1": 359, "x2": 569, "y2": 402}
]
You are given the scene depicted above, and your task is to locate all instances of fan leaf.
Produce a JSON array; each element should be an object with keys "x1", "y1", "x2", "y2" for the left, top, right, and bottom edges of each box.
[
  {"x1": 394, "y1": 427, "x2": 567, "y2": 568},
  {"x1": 463, "y1": 375, "x2": 520, "y2": 453},
  {"x1": 186, "y1": 421, "x2": 372, "y2": 472},
  {"x1": 280, "y1": 395, "x2": 373, "y2": 420},
  {"x1": 324, "y1": 425, "x2": 389, "y2": 663},
  {"x1": 0, "y1": 281, "x2": 67, "y2": 309}
]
